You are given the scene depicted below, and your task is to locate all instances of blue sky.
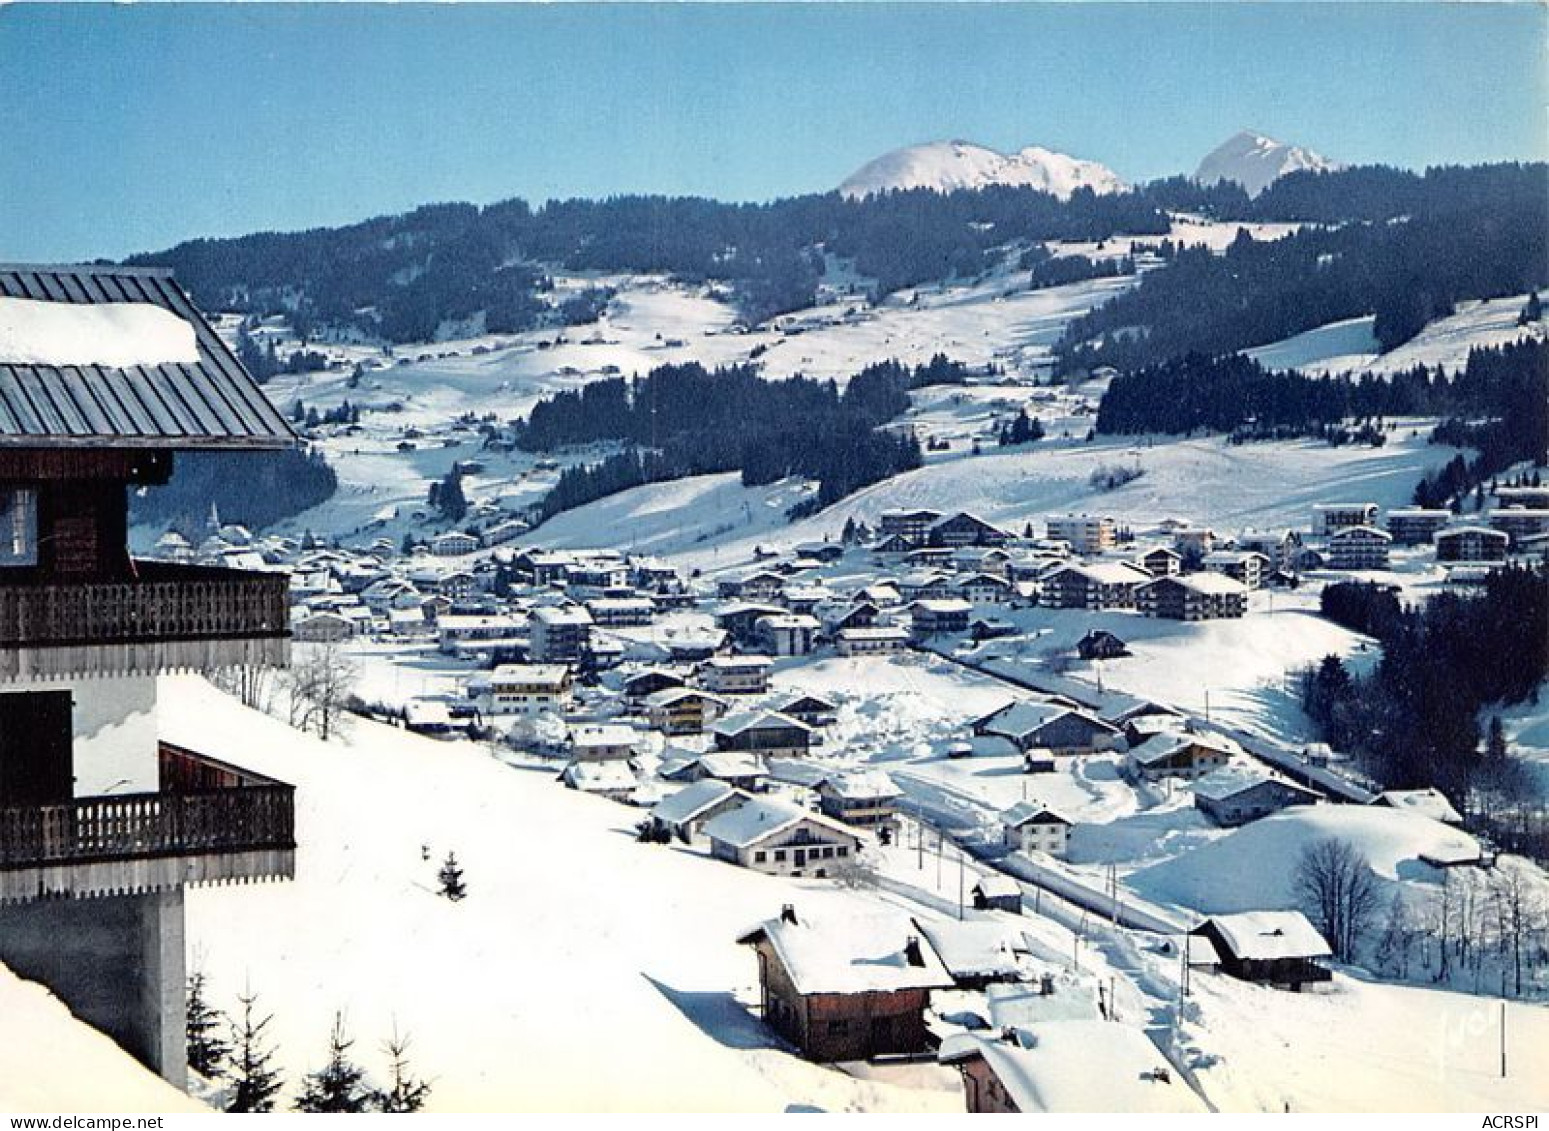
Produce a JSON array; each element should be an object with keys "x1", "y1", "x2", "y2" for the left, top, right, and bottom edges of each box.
[{"x1": 1, "y1": 3, "x2": 1543, "y2": 262}]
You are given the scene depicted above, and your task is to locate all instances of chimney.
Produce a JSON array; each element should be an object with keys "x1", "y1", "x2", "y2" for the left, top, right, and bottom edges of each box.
[
  {"x1": 904, "y1": 935, "x2": 925, "y2": 967},
  {"x1": 780, "y1": 904, "x2": 798, "y2": 925},
  {"x1": 1040, "y1": 972, "x2": 1056, "y2": 996}
]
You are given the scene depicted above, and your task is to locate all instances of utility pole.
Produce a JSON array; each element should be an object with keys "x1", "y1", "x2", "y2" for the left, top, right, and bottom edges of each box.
[
  {"x1": 1501, "y1": 998, "x2": 1508, "y2": 1079},
  {"x1": 958, "y1": 842, "x2": 965, "y2": 921}
]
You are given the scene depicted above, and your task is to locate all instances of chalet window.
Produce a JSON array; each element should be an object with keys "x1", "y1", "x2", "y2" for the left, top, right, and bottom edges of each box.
[
  {"x1": 753, "y1": 851, "x2": 766, "y2": 863},
  {"x1": 0, "y1": 488, "x2": 38, "y2": 566},
  {"x1": 836, "y1": 846, "x2": 848, "y2": 857},
  {"x1": 774, "y1": 850, "x2": 786, "y2": 862}
]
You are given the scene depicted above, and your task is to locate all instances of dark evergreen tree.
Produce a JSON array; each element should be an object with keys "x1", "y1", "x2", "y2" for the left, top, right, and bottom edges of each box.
[
  {"x1": 186, "y1": 970, "x2": 230, "y2": 1079},
  {"x1": 1487, "y1": 716, "x2": 1509, "y2": 760},
  {"x1": 438, "y1": 852, "x2": 467, "y2": 901},
  {"x1": 293, "y1": 1013, "x2": 373, "y2": 1114},
  {"x1": 225, "y1": 989, "x2": 284, "y2": 1114}
]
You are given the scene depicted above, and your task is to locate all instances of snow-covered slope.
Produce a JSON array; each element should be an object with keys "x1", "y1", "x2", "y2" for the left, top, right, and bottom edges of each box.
[
  {"x1": 1195, "y1": 130, "x2": 1340, "y2": 198},
  {"x1": 840, "y1": 140, "x2": 1126, "y2": 201},
  {"x1": 0, "y1": 964, "x2": 207, "y2": 1112},
  {"x1": 166, "y1": 677, "x2": 961, "y2": 1113}
]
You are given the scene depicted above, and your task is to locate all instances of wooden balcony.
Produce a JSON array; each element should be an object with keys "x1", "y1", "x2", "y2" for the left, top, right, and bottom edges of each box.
[
  {"x1": 0, "y1": 560, "x2": 289, "y2": 680},
  {"x1": 0, "y1": 742, "x2": 295, "y2": 904}
]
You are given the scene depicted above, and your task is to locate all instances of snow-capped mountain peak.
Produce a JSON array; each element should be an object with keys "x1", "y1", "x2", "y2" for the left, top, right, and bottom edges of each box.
[
  {"x1": 1194, "y1": 130, "x2": 1341, "y2": 197},
  {"x1": 838, "y1": 139, "x2": 1127, "y2": 201}
]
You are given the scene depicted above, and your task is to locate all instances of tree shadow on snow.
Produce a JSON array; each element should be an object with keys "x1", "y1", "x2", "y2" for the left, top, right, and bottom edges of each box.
[{"x1": 642, "y1": 974, "x2": 788, "y2": 1053}]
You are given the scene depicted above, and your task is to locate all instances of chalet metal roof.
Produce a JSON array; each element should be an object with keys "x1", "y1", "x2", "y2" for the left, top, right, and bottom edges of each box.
[{"x1": 0, "y1": 264, "x2": 294, "y2": 449}]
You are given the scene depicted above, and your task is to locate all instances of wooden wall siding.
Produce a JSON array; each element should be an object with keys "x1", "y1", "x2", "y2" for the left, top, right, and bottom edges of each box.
[
  {"x1": 0, "y1": 634, "x2": 289, "y2": 683},
  {"x1": 0, "y1": 449, "x2": 172, "y2": 484},
  {"x1": 0, "y1": 847, "x2": 295, "y2": 905}
]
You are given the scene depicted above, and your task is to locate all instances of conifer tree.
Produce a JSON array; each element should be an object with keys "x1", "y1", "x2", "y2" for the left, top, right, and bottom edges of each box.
[
  {"x1": 225, "y1": 989, "x2": 283, "y2": 1113},
  {"x1": 437, "y1": 852, "x2": 467, "y2": 901},
  {"x1": 373, "y1": 1026, "x2": 432, "y2": 1113},
  {"x1": 185, "y1": 970, "x2": 230, "y2": 1079},
  {"x1": 294, "y1": 1013, "x2": 372, "y2": 1113}
]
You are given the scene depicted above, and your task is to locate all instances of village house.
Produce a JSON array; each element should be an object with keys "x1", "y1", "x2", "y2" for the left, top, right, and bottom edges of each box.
[
  {"x1": 484, "y1": 663, "x2": 571, "y2": 716},
  {"x1": 1039, "y1": 562, "x2": 1150, "y2": 610},
  {"x1": 660, "y1": 750, "x2": 769, "y2": 792},
  {"x1": 568, "y1": 723, "x2": 642, "y2": 762},
  {"x1": 1386, "y1": 507, "x2": 1452, "y2": 545},
  {"x1": 1000, "y1": 801, "x2": 1073, "y2": 857},
  {"x1": 1045, "y1": 514, "x2": 1116, "y2": 555},
  {"x1": 437, "y1": 612, "x2": 523, "y2": 655},
  {"x1": 1191, "y1": 911, "x2": 1332, "y2": 990},
  {"x1": 585, "y1": 596, "x2": 655, "y2": 627},
  {"x1": 711, "y1": 710, "x2": 814, "y2": 758},
  {"x1": 927, "y1": 511, "x2": 1011, "y2": 548},
  {"x1": 647, "y1": 780, "x2": 748, "y2": 842},
  {"x1": 700, "y1": 654, "x2": 774, "y2": 695},
  {"x1": 1312, "y1": 502, "x2": 1379, "y2": 537},
  {"x1": 737, "y1": 906, "x2": 952, "y2": 1060},
  {"x1": 1135, "y1": 572, "x2": 1249, "y2": 620},
  {"x1": 293, "y1": 609, "x2": 356, "y2": 644},
  {"x1": 776, "y1": 693, "x2": 838, "y2": 728},
  {"x1": 559, "y1": 759, "x2": 636, "y2": 803},
  {"x1": 815, "y1": 771, "x2": 903, "y2": 829},
  {"x1": 622, "y1": 666, "x2": 686, "y2": 703},
  {"x1": 1201, "y1": 549, "x2": 1268, "y2": 590},
  {"x1": 1435, "y1": 525, "x2": 1510, "y2": 563},
  {"x1": 836, "y1": 625, "x2": 912, "y2": 656},
  {"x1": 941, "y1": 1023, "x2": 1205, "y2": 1113},
  {"x1": 1235, "y1": 529, "x2": 1301, "y2": 572},
  {"x1": 530, "y1": 603, "x2": 593, "y2": 664},
  {"x1": 1326, "y1": 525, "x2": 1392, "y2": 570},
  {"x1": 878, "y1": 507, "x2": 944, "y2": 546},
  {"x1": 1076, "y1": 629, "x2": 1129, "y2": 660},
  {"x1": 971, "y1": 875, "x2": 1024, "y2": 913},
  {"x1": 0, "y1": 263, "x2": 297, "y2": 1085},
  {"x1": 1374, "y1": 788, "x2": 1464, "y2": 824},
  {"x1": 715, "y1": 601, "x2": 788, "y2": 645},
  {"x1": 908, "y1": 597, "x2": 972, "y2": 639},
  {"x1": 1126, "y1": 729, "x2": 1241, "y2": 782},
  {"x1": 955, "y1": 572, "x2": 1016, "y2": 604},
  {"x1": 1139, "y1": 545, "x2": 1182, "y2": 577},
  {"x1": 644, "y1": 686, "x2": 727, "y2": 735},
  {"x1": 1192, "y1": 769, "x2": 1320, "y2": 827},
  {"x1": 704, "y1": 799, "x2": 862, "y2": 878},
  {"x1": 1489, "y1": 507, "x2": 1549, "y2": 545},
  {"x1": 914, "y1": 918, "x2": 1025, "y2": 989},
  {"x1": 756, "y1": 612, "x2": 821, "y2": 657},
  {"x1": 721, "y1": 568, "x2": 786, "y2": 603},
  {"x1": 973, "y1": 700, "x2": 1121, "y2": 757},
  {"x1": 430, "y1": 530, "x2": 479, "y2": 557}
]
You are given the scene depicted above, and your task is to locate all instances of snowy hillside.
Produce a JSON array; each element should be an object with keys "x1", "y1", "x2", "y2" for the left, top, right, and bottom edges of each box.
[
  {"x1": 1195, "y1": 131, "x2": 1341, "y2": 197},
  {"x1": 164, "y1": 677, "x2": 962, "y2": 1113},
  {"x1": 840, "y1": 140, "x2": 1126, "y2": 200}
]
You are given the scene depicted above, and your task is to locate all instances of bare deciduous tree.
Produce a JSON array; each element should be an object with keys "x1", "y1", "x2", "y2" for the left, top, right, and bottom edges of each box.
[
  {"x1": 1294, "y1": 837, "x2": 1381, "y2": 962},
  {"x1": 285, "y1": 643, "x2": 358, "y2": 742}
]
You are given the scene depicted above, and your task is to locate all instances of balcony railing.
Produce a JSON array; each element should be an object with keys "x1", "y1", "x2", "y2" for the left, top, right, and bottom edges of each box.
[
  {"x1": 0, "y1": 560, "x2": 289, "y2": 679},
  {"x1": 0, "y1": 742, "x2": 295, "y2": 903}
]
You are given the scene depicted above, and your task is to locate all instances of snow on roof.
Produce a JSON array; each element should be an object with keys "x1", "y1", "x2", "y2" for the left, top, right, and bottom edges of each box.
[
  {"x1": 712, "y1": 710, "x2": 811, "y2": 737},
  {"x1": 1192, "y1": 767, "x2": 1316, "y2": 804},
  {"x1": 1376, "y1": 789, "x2": 1463, "y2": 824},
  {"x1": 693, "y1": 751, "x2": 767, "y2": 780},
  {"x1": 739, "y1": 908, "x2": 954, "y2": 995},
  {"x1": 490, "y1": 664, "x2": 570, "y2": 687},
  {"x1": 819, "y1": 769, "x2": 903, "y2": 801},
  {"x1": 940, "y1": 1023, "x2": 1205, "y2": 1113},
  {"x1": 973, "y1": 874, "x2": 1021, "y2": 900},
  {"x1": 1000, "y1": 800, "x2": 1071, "y2": 828},
  {"x1": 570, "y1": 723, "x2": 641, "y2": 749},
  {"x1": 1329, "y1": 524, "x2": 1392, "y2": 542},
  {"x1": 913, "y1": 918, "x2": 1023, "y2": 980},
  {"x1": 534, "y1": 604, "x2": 594, "y2": 625},
  {"x1": 404, "y1": 700, "x2": 454, "y2": 728},
  {"x1": 837, "y1": 625, "x2": 911, "y2": 640},
  {"x1": 1198, "y1": 910, "x2": 1331, "y2": 961},
  {"x1": 1141, "y1": 571, "x2": 1249, "y2": 596},
  {"x1": 643, "y1": 685, "x2": 722, "y2": 708},
  {"x1": 1127, "y1": 729, "x2": 1241, "y2": 766},
  {"x1": 0, "y1": 293, "x2": 199, "y2": 368},
  {"x1": 1052, "y1": 561, "x2": 1151, "y2": 585},
  {"x1": 983, "y1": 976, "x2": 1101, "y2": 1027},
  {"x1": 980, "y1": 700, "x2": 1071, "y2": 738},
  {"x1": 703, "y1": 796, "x2": 850, "y2": 849},
  {"x1": 560, "y1": 760, "x2": 636, "y2": 792},
  {"x1": 703, "y1": 654, "x2": 774, "y2": 669},
  {"x1": 650, "y1": 780, "x2": 742, "y2": 825},
  {"x1": 0, "y1": 962, "x2": 206, "y2": 1111},
  {"x1": 756, "y1": 613, "x2": 821, "y2": 630},
  {"x1": 910, "y1": 597, "x2": 973, "y2": 614}
]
